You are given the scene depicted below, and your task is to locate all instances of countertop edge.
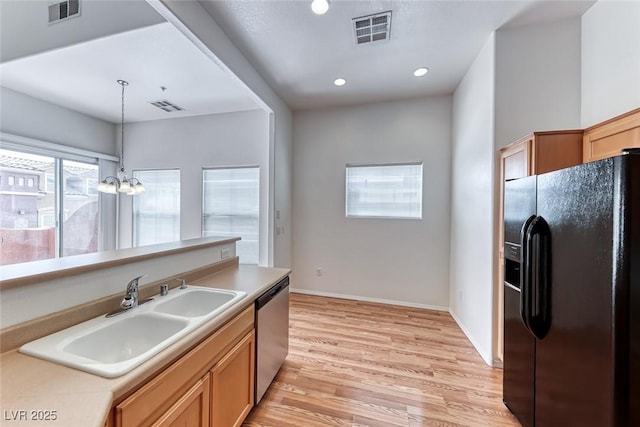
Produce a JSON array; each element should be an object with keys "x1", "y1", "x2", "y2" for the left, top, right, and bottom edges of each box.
[{"x1": 0, "y1": 236, "x2": 240, "y2": 289}]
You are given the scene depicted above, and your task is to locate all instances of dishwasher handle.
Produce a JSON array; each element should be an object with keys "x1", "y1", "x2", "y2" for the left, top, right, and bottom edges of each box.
[{"x1": 256, "y1": 276, "x2": 289, "y2": 310}]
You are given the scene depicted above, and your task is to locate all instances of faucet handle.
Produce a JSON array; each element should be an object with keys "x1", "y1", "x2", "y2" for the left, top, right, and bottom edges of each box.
[
  {"x1": 120, "y1": 295, "x2": 135, "y2": 309},
  {"x1": 176, "y1": 278, "x2": 187, "y2": 289}
]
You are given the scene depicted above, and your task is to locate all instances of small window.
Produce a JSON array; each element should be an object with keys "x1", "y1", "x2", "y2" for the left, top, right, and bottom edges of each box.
[
  {"x1": 27, "y1": 178, "x2": 34, "y2": 187},
  {"x1": 8, "y1": 176, "x2": 15, "y2": 185},
  {"x1": 17, "y1": 177, "x2": 25, "y2": 186},
  {"x1": 86, "y1": 179, "x2": 98, "y2": 195},
  {"x1": 45, "y1": 173, "x2": 55, "y2": 193},
  {"x1": 345, "y1": 162, "x2": 422, "y2": 219}
]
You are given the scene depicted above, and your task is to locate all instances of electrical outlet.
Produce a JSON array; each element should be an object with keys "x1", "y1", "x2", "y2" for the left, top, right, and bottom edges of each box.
[
  {"x1": 221, "y1": 248, "x2": 231, "y2": 259},
  {"x1": 316, "y1": 268, "x2": 322, "y2": 277}
]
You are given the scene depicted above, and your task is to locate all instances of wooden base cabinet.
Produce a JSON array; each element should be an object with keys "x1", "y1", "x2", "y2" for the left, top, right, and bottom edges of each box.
[
  {"x1": 152, "y1": 376, "x2": 210, "y2": 427},
  {"x1": 210, "y1": 331, "x2": 255, "y2": 427},
  {"x1": 114, "y1": 306, "x2": 255, "y2": 427}
]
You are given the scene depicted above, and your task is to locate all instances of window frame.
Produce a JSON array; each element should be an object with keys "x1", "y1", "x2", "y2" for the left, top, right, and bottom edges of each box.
[{"x1": 345, "y1": 161, "x2": 423, "y2": 220}]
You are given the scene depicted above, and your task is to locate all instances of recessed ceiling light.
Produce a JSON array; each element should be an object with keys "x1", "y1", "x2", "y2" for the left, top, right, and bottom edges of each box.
[
  {"x1": 334, "y1": 78, "x2": 346, "y2": 86},
  {"x1": 414, "y1": 67, "x2": 429, "y2": 77},
  {"x1": 311, "y1": 0, "x2": 330, "y2": 15}
]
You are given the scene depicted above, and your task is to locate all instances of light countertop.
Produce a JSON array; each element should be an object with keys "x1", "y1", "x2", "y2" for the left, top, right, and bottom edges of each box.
[{"x1": 0, "y1": 264, "x2": 290, "y2": 427}]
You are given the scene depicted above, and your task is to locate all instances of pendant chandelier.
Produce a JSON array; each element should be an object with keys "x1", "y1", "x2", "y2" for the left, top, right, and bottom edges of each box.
[{"x1": 97, "y1": 79, "x2": 145, "y2": 195}]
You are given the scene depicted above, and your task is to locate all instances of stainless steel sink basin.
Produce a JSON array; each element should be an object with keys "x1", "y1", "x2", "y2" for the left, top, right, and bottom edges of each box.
[
  {"x1": 154, "y1": 289, "x2": 237, "y2": 317},
  {"x1": 62, "y1": 314, "x2": 188, "y2": 364},
  {"x1": 19, "y1": 286, "x2": 246, "y2": 378}
]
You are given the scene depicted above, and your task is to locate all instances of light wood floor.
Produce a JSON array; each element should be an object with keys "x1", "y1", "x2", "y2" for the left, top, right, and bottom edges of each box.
[{"x1": 244, "y1": 293, "x2": 520, "y2": 427}]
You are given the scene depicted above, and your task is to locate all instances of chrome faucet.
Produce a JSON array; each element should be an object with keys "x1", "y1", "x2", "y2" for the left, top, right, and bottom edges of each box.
[{"x1": 120, "y1": 275, "x2": 148, "y2": 310}]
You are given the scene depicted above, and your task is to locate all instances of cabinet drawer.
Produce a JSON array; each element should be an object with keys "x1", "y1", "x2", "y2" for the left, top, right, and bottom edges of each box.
[{"x1": 116, "y1": 306, "x2": 254, "y2": 427}]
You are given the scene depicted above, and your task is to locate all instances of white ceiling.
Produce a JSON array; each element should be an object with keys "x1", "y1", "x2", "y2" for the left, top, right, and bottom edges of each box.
[
  {"x1": 200, "y1": 0, "x2": 595, "y2": 110},
  {"x1": 0, "y1": 22, "x2": 260, "y2": 123},
  {"x1": 0, "y1": 1, "x2": 596, "y2": 121}
]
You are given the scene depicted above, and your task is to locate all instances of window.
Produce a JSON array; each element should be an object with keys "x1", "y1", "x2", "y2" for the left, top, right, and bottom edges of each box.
[
  {"x1": 62, "y1": 160, "x2": 99, "y2": 257},
  {"x1": 202, "y1": 167, "x2": 259, "y2": 265},
  {"x1": 133, "y1": 169, "x2": 180, "y2": 247},
  {"x1": 345, "y1": 162, "x2": 423, "y2": 219},
  {"x1": 45, "y1": 173, "x2": 55, "y2": 192},
  {"x1": 86, "y1": 179, "x2": 98, "y2": 196},
  {"x1": 0, "y1": 148, "x2": 100, "y2": 265}
]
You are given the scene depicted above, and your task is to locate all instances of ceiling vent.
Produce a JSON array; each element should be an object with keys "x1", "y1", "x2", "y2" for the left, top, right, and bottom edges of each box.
[
  {"x1": 352, "y1": 11, "x2": 392, "y2": 45},
  {"x1": 48, "y1": 0, "x2": 80, "y2": 24},
  {"x1": 149, "y1": 100, "x2": 184, "y2": 113}
]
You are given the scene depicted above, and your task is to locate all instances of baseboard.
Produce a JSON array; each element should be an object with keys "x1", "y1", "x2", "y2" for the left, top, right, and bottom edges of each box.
[
  {"x1": 290, "y1": 288, "x2": 449, "y2": 312},
  {"x1": 448, "y1": 309, "x2": 494, "y2": 367}
]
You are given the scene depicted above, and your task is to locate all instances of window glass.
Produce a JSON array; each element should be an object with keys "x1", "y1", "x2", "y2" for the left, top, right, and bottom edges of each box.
[
  {"x1": 45, "y1": 174, "x2": 54, "y2": 193},
  {"x1": 203, "y1": 167, "x2": 259, "y2": 264},
  {"x1": 62, "y1": 160, "x2": 99, "y2": 257},
  {"x1": 345, "y1": 163, "x2": 423, "y2": 219},
  {"x1": 0, "y1": 149, "x2": 56, "y2": 265},
  {"x1": 133, "y1": 169, "x2": 180, "y2": 247}
]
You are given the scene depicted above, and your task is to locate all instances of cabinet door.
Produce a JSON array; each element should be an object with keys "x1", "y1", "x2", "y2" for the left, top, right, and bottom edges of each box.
[
  {"x1": 152, "y1": 375, "x2": 210, "y2": 427},
  {"x1": 502, "y1": 139, "x2": 531, "y2": 181},
  {"x1": 583, "y1": 108, "x2": 640, "y2": 163},
  {"x1": 210, "y1": 331, "x2": 255, "y2": 427}
]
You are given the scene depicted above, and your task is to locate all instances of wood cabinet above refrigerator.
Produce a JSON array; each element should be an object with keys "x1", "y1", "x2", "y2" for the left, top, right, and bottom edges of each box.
[
  {"x1": 501, "y1": 130, "x2": 584, "y2": 180},
  {"x1": 583, "y1": 108, "x2": 640, "y2": 163}
]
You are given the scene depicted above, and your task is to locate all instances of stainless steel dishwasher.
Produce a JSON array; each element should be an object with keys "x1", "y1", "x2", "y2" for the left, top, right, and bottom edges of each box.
[{"x1": 255, "y1": 276, "x2": 289, "y2": 403}]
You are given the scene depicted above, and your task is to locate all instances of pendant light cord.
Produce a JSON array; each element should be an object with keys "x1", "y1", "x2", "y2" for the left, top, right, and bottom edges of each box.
[{"x1": 117, "y1": 79, "x2": 129, "y2": 173}]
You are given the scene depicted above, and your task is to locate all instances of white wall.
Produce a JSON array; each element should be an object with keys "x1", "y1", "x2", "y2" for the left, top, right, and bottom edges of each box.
[
  {"x1": 0, "y1": 87, "x2": 116, "y2": 155},
  {"x1": 117, "y1": 110, "x2": 270, "y2": 265},
  {"x1": 292, "y1": 97, "x2": 451, "y2": 309},
  {"x1": 449, "y1": 18, "x2": 582, "y2": 365},
  {"x1": 581, "y1": 0, "x2": 640, "y2": 127},
  {"x1": 153, "y1": 0, "x2": 293, "y2": 269},
  {"x1": 450, "y1": 34, "x2": 496, "y2": 365},
  {"x1": 495, "y1": 18, "x2": 582, "y2": 149}
]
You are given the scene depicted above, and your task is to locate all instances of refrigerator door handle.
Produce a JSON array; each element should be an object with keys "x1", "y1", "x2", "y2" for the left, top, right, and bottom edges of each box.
[
  {"x1": 527, "y1": 216, "x2": 552, "y2": 340},
  {"x1": 520, "y1": 215, "x2": 537, "y2": 333}
]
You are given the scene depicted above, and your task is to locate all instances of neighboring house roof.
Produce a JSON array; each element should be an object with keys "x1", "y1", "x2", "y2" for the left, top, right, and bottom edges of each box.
[
  {"x1": 0, "y1": 155, "x2": 51, "y2": 172},
  {"x1": 0, "y1": 155, "x2": 95, "y2": 176}
]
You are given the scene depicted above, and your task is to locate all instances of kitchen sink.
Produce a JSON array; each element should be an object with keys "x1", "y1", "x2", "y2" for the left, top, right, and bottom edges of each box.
[
  {"x1": 19, "y1": 286, "x2": 246, "y2": 378},
  {"x1": 62, "y1": 314, "x2": 189, "y2": 364},
  {"x1": 154, "y1": 289, "x2": 237, "y2": 317}
]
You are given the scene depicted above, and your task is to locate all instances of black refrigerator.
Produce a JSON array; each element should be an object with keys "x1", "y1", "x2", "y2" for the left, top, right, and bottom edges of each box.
[{"x1": 502, "y1": 149, "x2": 640, "y2": 427}]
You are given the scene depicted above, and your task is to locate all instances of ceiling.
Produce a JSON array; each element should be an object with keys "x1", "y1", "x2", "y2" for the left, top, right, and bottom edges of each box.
[
  {"x1": 200, "y1": 0, "x2": 595, "y2": 110},
  {"x1": 0, "y1": 21, "x2": 259, "y2": 123},
  {"x1": 0, "y1": 1, "x2": 596, "y2": 122}
]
